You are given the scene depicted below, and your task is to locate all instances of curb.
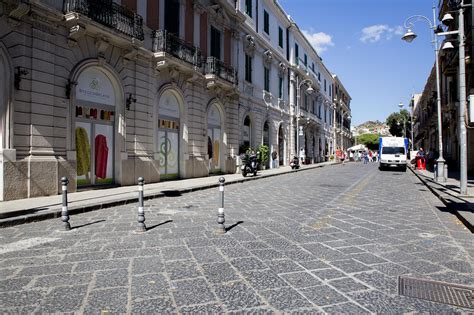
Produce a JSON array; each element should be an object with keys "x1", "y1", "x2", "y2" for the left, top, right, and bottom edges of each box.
[
  {"x1": 409, "y1": 167, "x2": 473, "y2": 233},
  {"x1": 0, "y1": 162, "x2": 338, "y2": 227}
]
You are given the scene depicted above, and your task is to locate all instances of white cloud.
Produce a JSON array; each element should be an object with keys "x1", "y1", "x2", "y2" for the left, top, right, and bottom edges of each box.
[
  {"x1": 301, "y1": 30, "x2": 335, "y2": 54},
  {"x1": 360, "y1": 24, "x2": 404, "y2": 43}
]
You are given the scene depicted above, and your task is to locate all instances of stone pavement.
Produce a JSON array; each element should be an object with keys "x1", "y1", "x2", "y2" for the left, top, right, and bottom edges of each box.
[
  {"x1": 0, "y1": 163, "x2": 472, "y2": 314},
  {"x1": 0, "y1": 161, "x2": 336, "y2": 227},
  {"x1": 410, "y1": 166, "x2": 474, "y2": 233}
]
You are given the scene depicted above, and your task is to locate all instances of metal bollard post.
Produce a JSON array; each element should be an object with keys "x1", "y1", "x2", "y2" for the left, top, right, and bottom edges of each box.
[
  {"x1": 61, "y1": 177, "x2": 71, "y2": 231},
  {"x1": 136, "y1": 177, "x2": 146, "y2": 233},
  {"x1": 216, "y1": 177, "x2": 226, "y2": 234}
]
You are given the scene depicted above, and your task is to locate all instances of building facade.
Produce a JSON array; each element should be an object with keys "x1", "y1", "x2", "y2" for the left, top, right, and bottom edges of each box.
[
  {"x1": 0, "y1": 0, "x2": 351, "y2": 200},
  {"x1": 413, "y1": 0, "x2": 473, "y2": 174}
]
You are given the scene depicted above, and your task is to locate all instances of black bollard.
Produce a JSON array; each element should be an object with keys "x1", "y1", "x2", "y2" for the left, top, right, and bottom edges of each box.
[
  {"x1": 216, "y1": 177, "x2": 226, "y2": 234},
  {"x1": 61, "y1": 177, "x2": 71, "y2": 231},
  {"x1": 136, "y1": 177, "x2": 146, "y2": 232}
]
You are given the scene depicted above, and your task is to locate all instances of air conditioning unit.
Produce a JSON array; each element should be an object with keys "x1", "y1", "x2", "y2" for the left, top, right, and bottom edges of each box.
[{"x1": 469, "y1": 95, "x2": 474, "y2": 124}]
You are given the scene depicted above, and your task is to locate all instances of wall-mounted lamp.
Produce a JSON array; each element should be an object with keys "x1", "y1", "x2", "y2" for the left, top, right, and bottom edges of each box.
[
  {"x1": 14, "y1": 66, "x2": 29, "y2": 90},
  {"x1": 126, "y1": 93, "x2": 136, "y2": 111}
]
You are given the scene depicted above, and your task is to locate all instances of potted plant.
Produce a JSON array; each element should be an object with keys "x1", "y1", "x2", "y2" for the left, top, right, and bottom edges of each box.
[{"x1": 257, "y1": 144, "x2": 269, "y2": 169}]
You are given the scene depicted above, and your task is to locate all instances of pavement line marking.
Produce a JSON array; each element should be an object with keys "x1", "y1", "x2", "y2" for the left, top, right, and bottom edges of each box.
[{"x1": 0, "y1": 237, "x2": 60, "y2": 254}]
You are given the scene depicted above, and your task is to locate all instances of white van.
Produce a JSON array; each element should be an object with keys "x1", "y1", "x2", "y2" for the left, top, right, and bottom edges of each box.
[{"x1": 378, "y1": 137, "x2": 408, "y2": 171}]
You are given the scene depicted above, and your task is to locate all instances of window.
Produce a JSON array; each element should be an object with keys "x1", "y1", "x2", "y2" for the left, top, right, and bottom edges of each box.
[
  {"x1": 324, "y1": 109, "x2": 327, "y2": 123},
  {"x1": 278, "y1": 27, "x2": 283, "y2": 48},
  {"x1": 264, "y1": 10, "x2": 269, "y2": 34},
  {"x1": 318, "y1": 104, "x2": 321, "y2": 118},
  {"x1": 311, "y1": 62, "x2": 315, "y2": 72},
  {"x1": 264, "y1": 67, "x2": 270, "y2": 92},
  {"x1": 329, "y1": 84, "x2": 332, "y2": 97},
  {"x1": 318, "y1": 72, "x2": 321, "y2": 81},
  {"x1": 304, "y1": 54, "x2": 307, "y2": 66},
  {"x1": 245, "y1": 0, "x2": 252, "y2": 17},
  {"x1": 245, "y1": 54, "x2": 252, "y2": 83},
  {"x1": 303, "y1": 94, "x2": 308, "y2": 110},
  {"x1": 210, "y1": 26, "x2": 221, "y2": 59},
  {"x1": 278, "y1": 77, "x2": 283, "y2": 98},
  {"x1": 165, "y1": 0, "x2": 180, "y2": 35},
  {"x1": 294, "y1": 43, "x2": 299, "y2": 64},
  {"x1": 324, "y1": 79, "x2": 327, "y2": 92}
]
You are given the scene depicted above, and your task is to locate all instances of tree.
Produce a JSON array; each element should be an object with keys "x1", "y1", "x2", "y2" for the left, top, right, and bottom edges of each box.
[
  {"x1": 386, "y1": 110, "x2": 411, "y2": 138},
  {"x1": 356, "y1": 133, "x2": 380, "y2": 150}
]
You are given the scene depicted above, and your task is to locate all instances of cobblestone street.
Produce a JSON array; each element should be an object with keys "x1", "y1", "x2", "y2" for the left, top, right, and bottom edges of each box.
[{"x1": 0, "y1": 163, "x2": 472, "y2": 314}]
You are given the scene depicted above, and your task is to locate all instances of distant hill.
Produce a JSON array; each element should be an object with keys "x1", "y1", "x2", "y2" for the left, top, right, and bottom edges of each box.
[{"x1": 353, "y1": 121, "x2": 390, "y2": 137}]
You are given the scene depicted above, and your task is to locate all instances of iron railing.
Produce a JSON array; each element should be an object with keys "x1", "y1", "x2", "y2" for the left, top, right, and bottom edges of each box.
[
  {"x1": 64, "y1": 0, "x2": 144, "y2": 40},
  {"x1": 152, "y1": 30, "x2": 202, "y2": 67},
  {"x1": 204, "y1": 57, "x2": 238, "y2": 85}
]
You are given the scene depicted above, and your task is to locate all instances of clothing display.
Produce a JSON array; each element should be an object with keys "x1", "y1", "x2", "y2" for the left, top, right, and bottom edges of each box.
[
  {"x1": 76, "y1": 127, "x2": 90, "y2": 176},
  {"x1": 95, "y1": 134, "x2": 108, "y2": 179}
]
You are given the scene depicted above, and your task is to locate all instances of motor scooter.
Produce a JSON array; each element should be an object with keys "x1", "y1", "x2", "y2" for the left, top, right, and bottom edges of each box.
[
  {"x1": 241, "y1": 152, "x2": 258, "y2": 177},
  {"x1": 290, "y1": 156, "x2": 300, "y2": 170}
]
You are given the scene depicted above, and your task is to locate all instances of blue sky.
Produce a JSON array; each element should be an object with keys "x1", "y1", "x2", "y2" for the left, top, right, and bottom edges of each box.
[{"x1": 279, "y1": 0, "x2": 436, "y2": 126}]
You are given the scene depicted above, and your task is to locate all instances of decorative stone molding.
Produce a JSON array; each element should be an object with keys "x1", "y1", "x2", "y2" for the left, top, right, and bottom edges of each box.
[
  {"x1": 243, "y1": 81, "x2": 254, "y2": 97},
  {"x1": 278, "y1": 62, "x2": 287, "y2": 76},
  {"x1": 67, "y1": 24, "x2": 86, "y2": 47},
  {"x1": 122, "y1": 47, "x2": 138, "y2": 65},
  {"x1": 263, "y1": 50, "x2": 273, "y2": 66},
  {"x1": 8, "y1": 0, "x2": 30, "y2": 26},
  {"x1": 263, "y1": 90, "x2": 273, "y2": 108},
  {"x1": 244, "y1": 34, "x2": 256, "y2": 56},
  {"x1": 95, "y1": 37, "x2": 110, "y2": 60}
]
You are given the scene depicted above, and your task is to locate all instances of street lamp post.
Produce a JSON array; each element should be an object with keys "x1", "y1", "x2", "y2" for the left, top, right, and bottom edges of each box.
[
  {"x1": 295, "y1": 77, "x2": 314, "y2": 162},
  {"x1": 399, "y1": 96, "x2": 415, "y2": 152},
  {"x1": 402, "y1": 6, "x2": 446, "y2": 182},
  {"x1": 398, "y1": 102, "x2": 407, "y2": 138},
  {"x1": 402, "y1": 0, "x2": 468, "y2": 193}
]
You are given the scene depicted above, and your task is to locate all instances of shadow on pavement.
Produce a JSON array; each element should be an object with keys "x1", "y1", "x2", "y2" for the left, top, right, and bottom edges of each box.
[
  {"x1": 226, "y1": 221, "x2": 244, "y2": 232},
  {"x1": 72, "y1": 219, "x2": 106, "y2": 230},
  {"x1": 161, "y1": 190, "x2": 182, "y2": 197},
  {"x1": 146, "y1": 220, "x2": 173, "y2": 231}
]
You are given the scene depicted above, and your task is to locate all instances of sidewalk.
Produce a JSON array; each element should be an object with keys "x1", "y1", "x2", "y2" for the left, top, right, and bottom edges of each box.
[
  {"x1": 0, "y1": 161, "x2": 338, "y2": 227},
  {"x1": 410, "y1": 166, "x2": 474, "y2": 232}
]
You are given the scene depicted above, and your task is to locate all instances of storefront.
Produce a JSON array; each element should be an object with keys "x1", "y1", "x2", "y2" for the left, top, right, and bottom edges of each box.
[
  {"x1": 74, "y1": 67, "x2": 116, "y2": 187},
  {"x1": 157, "y1": 90, "x2": 181, "y2": 180},
  {"x1": 207, "y1": 104, "x2": 222, "y2": 173}
]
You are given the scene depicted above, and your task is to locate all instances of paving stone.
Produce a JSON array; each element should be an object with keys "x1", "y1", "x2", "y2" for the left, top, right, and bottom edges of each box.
[
  {"x1": 242, "y1": 269, "x2": 288, "y2": 291},
  {"x1": 349, "y1": 253, "x2": 388, "y2": 265},
  {"x1": 354, "y1": 271, "x2": 397, "y2": 293},
  {"x1": 280, "y1": 272, "x2": 322, "y2": 288},
  {"x1": 95, "y1": 269, "x2": 129, "y2": 288},
  {"x1": 337, "y1": 246, "x2": 366, "y2": 254},
  {"x1": 330, "y1": 259, "x2": 373, "y2": 273},
  {"x1": 214, "y1": 281, "x2": 263, "y2": 310},
  {"x1": 0, "y1": 277, "x2": 32, "y2": 292},
  {"x1": 190, "y1": 246, "x2": 225, "y2": 263},
  {"x1": 220, "y1": 246, "x2": 253, "y2": 258},
  {"x1": 161, "y1": 246, "x2": 192, "y2": 261},
  {"x1": 323, "y1": 302, "x2": 371, "y2": 314},
  {"x1": 265, "y1": 259, "x2": 304, "y2": 274},
  {"x1": 297, "y1": 260, "x2": 332, "y2": 271},
  {"x1": 36, "y1": 286, "x2": 87, "y2": 313},
  {"x1": 180, "y1": 303, "x2": 225, "y2": 314},
  {"x1": 231, "y1": 257, "x2": 267, "y2": 272},
  {"x1": 311, "y1": 268, "x2": 347, "y2": 280},
  {"x1": 328, "y1": 277, "x2": 370, "y2": 292},
  {"x1": 165, "y1": 260, "x2": 202, "y2": 280},
  {"x1": 260, "y1": 287, "x2": 312, "y2": 310},
  {"x1": 75, "y1": 259, "x2": 129, "y2": 272},
  {"x1": 0, "y1": 289, "x2": 45, "y2": 308},
  {"x1": 202, "y1": 262, "x2": 240, "y2": 283},
  {"x1": 132, "y1": 256, "x2": 164, "y2": 274},
  {"x1": 131, "y1": 296, "x2": 176, "y2": 314},
  {"x1": 62, "y1": 251, "x2": 111, "y2": 262},
  {"x1": 400, "y1": 260, "x2": 444, "y2": 274},
  {"x1": 251, "y1": 249, "x2": 286, "y2": 260},
  {"x1": 347, "y1": 290, "x2": 413, "y2": 314},
  {"x1": 84, "y1": 287, "x2": 128, "y2": 314},
  {"x1": 131, "y1": 273, "x2": 169, "y2": 298},
  {"x1": 171, "y1": 278, "x2": 216, "y2": 306},
  {"x1": 33, "y1": 273, "x2": 92, "y2": 288},
  {"x1": 299, "y1": 285, "x2": 348, "y2": 306}
]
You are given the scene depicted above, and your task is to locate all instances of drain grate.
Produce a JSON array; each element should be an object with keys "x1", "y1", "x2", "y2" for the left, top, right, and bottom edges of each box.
[{"x1": 398, "y1": 276, "x2": 473, "y2": 309}]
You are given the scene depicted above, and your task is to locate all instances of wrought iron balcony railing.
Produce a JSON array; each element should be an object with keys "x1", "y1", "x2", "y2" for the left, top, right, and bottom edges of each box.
[
  {"x1": 152, "y1": 30, "x2": 202, "y2": 67},
  {"x1": 204, "y1": 57, "x2": 238, "y2": 86},
  {"x1": 64, "y1": 0, "x2": 144, "y2": 40}
]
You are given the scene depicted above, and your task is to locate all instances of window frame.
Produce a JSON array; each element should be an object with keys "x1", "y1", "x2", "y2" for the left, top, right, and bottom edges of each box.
[
  {"x1": 264, "y1": 66, "x2": 270, "y2": 92},
  {"x1": 263, "y1": 10, "x2": 269, "y2": 34},
  {"x1": 278, "y1": 27, "x2": 283, "y2": 48},
  {"x1": 245, "y1": 54, "x2": 253, "y2": 83}
]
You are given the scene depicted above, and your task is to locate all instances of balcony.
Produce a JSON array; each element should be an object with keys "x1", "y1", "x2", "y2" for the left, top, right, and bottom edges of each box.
[
  {"x1": 152, "y1": 30, "x2": 201, "y2": 73},
  {"x1": 63, "y1": 0, "x2": 144, "y2": 40},
  {"x1": 204, "y1": 57, "x2": 238, "y2": 89}
]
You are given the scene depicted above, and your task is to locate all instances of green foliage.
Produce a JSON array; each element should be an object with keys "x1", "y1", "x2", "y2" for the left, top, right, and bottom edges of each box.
[
  {"x1": 356, "y1": 133, "x2": 380, "y2": 150},
  {"x1": 257, "y1": 144, "x2": 269, "y2": 164},
  {"x1": 386, "y1": 110, "x2": 411, "y2": 138}
]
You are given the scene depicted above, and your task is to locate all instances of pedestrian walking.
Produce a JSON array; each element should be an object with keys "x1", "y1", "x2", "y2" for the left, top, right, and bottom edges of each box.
[{"x1": 341, "y1": 152, "x2": 346, "y2": 165}]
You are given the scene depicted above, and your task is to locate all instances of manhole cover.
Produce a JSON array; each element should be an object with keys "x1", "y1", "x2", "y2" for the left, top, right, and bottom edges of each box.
[{"x1": 398, "y1": 276, "x2": 473, "y2": 309}]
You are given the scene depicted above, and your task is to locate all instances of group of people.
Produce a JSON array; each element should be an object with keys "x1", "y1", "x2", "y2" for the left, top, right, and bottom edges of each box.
[
  {"x1": 349, "y1": 150, "x2": 378, "y2": 164},
  {"x1": 415, "y1": 147, "x2": 438, "y2": 170}
]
